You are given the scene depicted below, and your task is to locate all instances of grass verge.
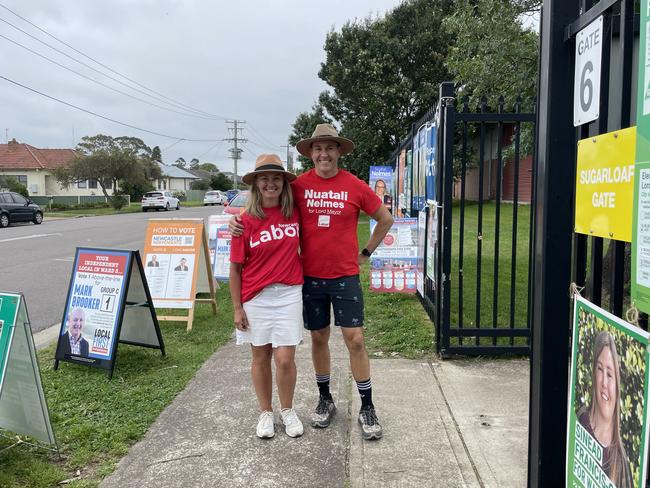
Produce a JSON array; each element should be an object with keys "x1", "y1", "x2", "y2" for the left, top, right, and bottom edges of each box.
[{"x1": 0, "y1": 294, "x2": 234, "y2": 488}]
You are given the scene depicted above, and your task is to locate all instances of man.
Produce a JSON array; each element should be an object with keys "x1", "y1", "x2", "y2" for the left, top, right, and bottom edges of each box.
[
  {"x1": 232, "y1": 124, "x2": 393, "y2": 440},
  {"x1": 174, "y1": 258, "x2": 189, "y2": 271},
  {"x1": 60, "y1": 307, "x2": 89, "y2": 357},
  {"x1": 147, "y1": 255, "x2": 160, "y2": 267}
]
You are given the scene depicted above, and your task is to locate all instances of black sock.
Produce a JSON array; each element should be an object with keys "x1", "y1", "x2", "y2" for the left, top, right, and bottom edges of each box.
[
  {"x1": 357, "y1": 378, "x2": 373, "y2": 409},
  {"x1": 316, "y1": 373, "x2": 331, "y2": 399}
]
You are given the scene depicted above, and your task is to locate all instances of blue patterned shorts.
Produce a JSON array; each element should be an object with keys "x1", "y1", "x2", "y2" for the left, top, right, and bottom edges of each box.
[{"x1": 302, "y1": 275, "x2": 364, "y2": 330}]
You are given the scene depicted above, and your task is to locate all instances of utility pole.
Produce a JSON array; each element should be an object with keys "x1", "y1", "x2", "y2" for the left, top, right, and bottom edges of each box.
[
  {"x1": 225, "y1": 120, "x2": 246, "y2": 189},
  {"x1": 280, "y1": 145, "x2": 294, "y2": 172}
]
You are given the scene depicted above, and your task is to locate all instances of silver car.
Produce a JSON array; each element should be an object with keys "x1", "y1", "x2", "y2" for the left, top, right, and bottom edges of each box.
[{"x1": 203, "y1": 190, "x2": 226, "y2": 206}]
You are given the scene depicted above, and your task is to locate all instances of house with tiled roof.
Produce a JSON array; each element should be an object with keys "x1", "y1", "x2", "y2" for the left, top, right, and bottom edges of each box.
[{"x1": 0, "y1": 138, "x2": 112, "y2": 196}]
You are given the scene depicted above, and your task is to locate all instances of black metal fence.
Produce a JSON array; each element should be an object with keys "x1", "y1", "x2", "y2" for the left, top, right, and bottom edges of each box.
[
  {"x1": 529, "y1": 1, "x2": 647, "y2": 486},
  {"x1": 436, "y1": 83, "x2": 536, "y2": 356}
]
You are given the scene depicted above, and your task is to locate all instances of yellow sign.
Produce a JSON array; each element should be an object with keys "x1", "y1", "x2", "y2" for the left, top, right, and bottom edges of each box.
[{"x1": 575, "y1": 126, "x2": 636, "y2": 242}]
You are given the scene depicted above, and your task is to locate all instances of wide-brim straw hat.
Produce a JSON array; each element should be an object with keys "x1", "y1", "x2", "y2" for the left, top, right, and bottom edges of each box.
[
  {"x1": 242, "y1": 153, "x2": 297, "y2": 185},
  {"x1": 295, "y1": 123, "x2": 355, "y2": 157}
]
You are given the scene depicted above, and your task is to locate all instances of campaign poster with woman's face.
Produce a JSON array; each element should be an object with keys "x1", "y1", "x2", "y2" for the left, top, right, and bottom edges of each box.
[{"x1": 566, "y1": 296, "x2": 650, "y2": 488}]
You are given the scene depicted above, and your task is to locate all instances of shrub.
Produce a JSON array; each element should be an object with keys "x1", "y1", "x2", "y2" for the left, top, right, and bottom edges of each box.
[
  {"x1": 110, "y1": 195, "x2": 128, "y2": 210},
  {"x1": 172, "y1": 190, "x2": 186, "y2": 201}
]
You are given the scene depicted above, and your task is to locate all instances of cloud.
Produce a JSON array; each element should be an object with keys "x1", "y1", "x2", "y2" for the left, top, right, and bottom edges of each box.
[{"x1": 0, "y1": 0, "x2": 399, "y2": 173}]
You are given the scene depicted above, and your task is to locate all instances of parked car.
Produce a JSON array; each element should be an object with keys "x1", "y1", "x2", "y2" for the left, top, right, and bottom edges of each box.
[
  {"x1": 141, "y1": 191, "x2": 180, "y2": 212},
  {"x1": 225, "y1": 189, "x2": 240, "y2": 202},
  {"x1": 0, "y1": 191, "x2": 43, "y2": 227},
  {"x1": 223, "y1": 191, "x2": 249, "y2": 216},
  {"x1": 203, "y1": 190, "x2": 226, "y2": 206}
]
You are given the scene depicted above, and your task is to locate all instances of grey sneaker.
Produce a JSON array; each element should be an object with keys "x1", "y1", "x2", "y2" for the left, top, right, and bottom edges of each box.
[
  {"x1": 311, "y1": 395, "x2": 336, "y2": 428},
  {"x1": 358, "y1": 406, "x2": 383, "y2": 440}
]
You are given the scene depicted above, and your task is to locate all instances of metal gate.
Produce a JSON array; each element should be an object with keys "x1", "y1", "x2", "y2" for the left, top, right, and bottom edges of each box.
[{"x1": 435, "y1": 82, "x2": 537, "y2": 356}]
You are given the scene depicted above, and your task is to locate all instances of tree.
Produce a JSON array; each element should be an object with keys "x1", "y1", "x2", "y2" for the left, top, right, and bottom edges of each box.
[
  {"x1": 198, "y1": 162, "x2": 218, "y2": 172},
  {"x1": 443, "y1": 0, "x2": 540, "y2": 109},
  {"x1": 152, "y1": 146, "x2": 162, "y2": 161},
  {"x1": 190, "y1": 158, "x2": 200, "y2": 169},
  {"x1": 291, "y1": 0, "x2": 454, "y2": 180},
  {"x1": 190, "y1": 179, "x2": 210, "y2": 190},
  {"x1": 174, "y1": 157, "x2": 186, "y2": 168},
  {"x1": 0, "y1": 176, "x2": 28, "y2": 197},
  {"x1": 209, "y1": 172, "x2": 232, "y2": 191},
  {"x1": 288, "y1": 103, "x2": 333, "y2": 172},
  {"x1": 53, "y1": 134, "x2": 161, "y2": 206}
]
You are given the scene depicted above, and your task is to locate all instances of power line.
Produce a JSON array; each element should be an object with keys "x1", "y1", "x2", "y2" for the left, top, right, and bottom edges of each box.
[
  {"x1": 0, "y1": 15, "x2": 226, "y2": 120},
  {"x1": 198, "y1": 140, "x2": 225, "y2": 159},
  {"x1": 0, "y1": 74, "x2": 221, "y2": 142},
  {"x1": 247, "y1": 122, "x2": 281, "y2": 149},
  {"x1": 0, "y1": 2, "x2": 229, "y2": 120},
  {"x1": 0, "y1": 33, "x2": 222, "y2": 121}
]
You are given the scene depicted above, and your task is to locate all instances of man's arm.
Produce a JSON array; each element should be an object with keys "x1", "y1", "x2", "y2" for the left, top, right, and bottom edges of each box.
[
  {"x1": 228, "y1": 215, "x2": 245, "y2": 237},
  {"x1": 358, "y1": 205, "x2": 394, "y2": 264}
]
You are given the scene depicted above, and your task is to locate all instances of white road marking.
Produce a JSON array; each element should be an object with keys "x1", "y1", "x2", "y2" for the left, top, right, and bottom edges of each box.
[{"x1": 0, "y1": 233, "x2": 62, "y2": 243}]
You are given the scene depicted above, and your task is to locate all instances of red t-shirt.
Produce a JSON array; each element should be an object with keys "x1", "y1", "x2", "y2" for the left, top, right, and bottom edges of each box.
[
  {"x1": 230, "y1": 206, "x2": 303, "y2": 303},
  {"x1": 292, "y1": 169, "x2": 382, "y2": 278}
]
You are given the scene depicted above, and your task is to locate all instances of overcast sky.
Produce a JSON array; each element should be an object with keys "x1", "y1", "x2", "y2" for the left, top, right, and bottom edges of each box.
[{"x1": 0, "y1": 0, "x2": 402, "y2": 174}]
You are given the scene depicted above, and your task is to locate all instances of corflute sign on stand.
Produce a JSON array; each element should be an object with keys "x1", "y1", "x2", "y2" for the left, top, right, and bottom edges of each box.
[
  {"x1": 55, "y1": 248, "x2": 164, "y2": 379},
  {"x1": 0, "y1": 293, "x2": 56, "y2": 447}
]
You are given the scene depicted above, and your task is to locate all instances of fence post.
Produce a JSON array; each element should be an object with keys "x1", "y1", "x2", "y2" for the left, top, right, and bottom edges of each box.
[
  {"x1": 528, "y1": 2, "x2": 580, "y2": 486},
  {"x1": 438, "y1": 81, "x2": 455, "y2": 356}
]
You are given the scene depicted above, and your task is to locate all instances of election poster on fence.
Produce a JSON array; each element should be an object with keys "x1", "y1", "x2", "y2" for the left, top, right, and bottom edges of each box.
[
  {"x1": 0, "y1": 292, "x2": 56, "y2": 446},
  {"x1": 207, "y1": 214, "x2": 233, "y2": 281},
  {"x1": 54, "y1": 248, "x2": 164, "y2": 377},
  {"x1": 369, "y1": 218, "x2": 418, "y2": 293},
  {"x1": 369, "y1": 166, "x2": 393, "y2": 211},
  {"x1": 633, "y1": 2, "x2": 650, "y2": 316},
  {"x1": 566, "y1": 296, "x2": 650, "y2": 488},
  {"x1": 426, "y1": 202, "x2": 438, "y2": 282}
]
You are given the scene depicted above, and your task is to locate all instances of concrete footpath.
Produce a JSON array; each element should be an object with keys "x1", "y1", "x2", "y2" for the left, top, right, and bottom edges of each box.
[{"x1": 96, "y1": 328, "x2": 529, "y2": 488}]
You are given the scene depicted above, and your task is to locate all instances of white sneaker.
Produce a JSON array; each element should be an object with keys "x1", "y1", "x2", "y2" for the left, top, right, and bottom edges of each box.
[
  {"x1": 280, "y1": 408, "x2": 304, "y2": 438},
  {"x1": 256, "y1": 411, "x2": 275, "y2": 439}
]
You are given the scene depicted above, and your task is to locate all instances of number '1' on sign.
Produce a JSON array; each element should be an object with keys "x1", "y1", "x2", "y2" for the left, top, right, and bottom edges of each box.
[{"x1": 574, "y1": 15, "x2": 603, "y2": 127}]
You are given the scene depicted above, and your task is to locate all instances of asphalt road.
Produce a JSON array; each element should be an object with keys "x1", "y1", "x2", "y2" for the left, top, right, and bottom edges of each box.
[{"x1": 0, "y1": 204, "x2": 224, "y2": 332}]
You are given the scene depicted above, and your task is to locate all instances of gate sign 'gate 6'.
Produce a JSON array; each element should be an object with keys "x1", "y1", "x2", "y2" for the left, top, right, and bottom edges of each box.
[{"x1": 574, "y1": 16, "x2": 603, "y2": 127}]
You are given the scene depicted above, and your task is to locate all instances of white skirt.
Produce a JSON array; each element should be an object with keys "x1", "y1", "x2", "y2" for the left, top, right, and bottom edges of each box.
[{"x1": 237, "y1": 284, "x2": 303, "y2": 348}]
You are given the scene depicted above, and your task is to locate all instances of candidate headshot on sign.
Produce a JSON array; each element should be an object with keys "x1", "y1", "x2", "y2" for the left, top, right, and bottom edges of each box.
[
  {"x1": 61, "y1": 307, "x2": 89, "y2": 357},
  {"x1": 174, "y1": 257, "x2": 189, "y2": 272},
  {"x1": 147, "y1": 255, "x2": 160, "y2": 267}
]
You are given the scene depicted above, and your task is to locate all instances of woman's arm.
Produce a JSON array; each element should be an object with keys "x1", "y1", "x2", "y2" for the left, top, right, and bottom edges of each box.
[{"x1": 229, "y1": 262, "x2": 248, "y2": 331}]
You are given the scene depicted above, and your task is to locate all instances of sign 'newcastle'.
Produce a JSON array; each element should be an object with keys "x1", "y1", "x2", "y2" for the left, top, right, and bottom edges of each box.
[{"x1": 574, "y1": 15, "x2": 603, "y2": 127}]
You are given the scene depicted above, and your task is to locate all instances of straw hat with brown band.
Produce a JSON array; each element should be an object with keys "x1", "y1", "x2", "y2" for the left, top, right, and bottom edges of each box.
[
  {"x1": 242, "y1": 153, "x2": 297, "y2": 185},
  {"x1": 295, "y1": 123, "x2": 355, "y2": 157}
]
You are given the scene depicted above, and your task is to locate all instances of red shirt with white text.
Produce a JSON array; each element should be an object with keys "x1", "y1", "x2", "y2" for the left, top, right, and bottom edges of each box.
[
  {"x1": 230, "y1": 206, "x2": 303, "y2": 303},
  {"x1": 292, "y1": 169, "x2": 382, "y2": 278}
]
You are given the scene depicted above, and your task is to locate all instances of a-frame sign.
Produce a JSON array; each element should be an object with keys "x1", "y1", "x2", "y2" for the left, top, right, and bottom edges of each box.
[
  {"x1": 54, "y1": 248, "x2": 165, "y2": 379},
  {"x1": 0, "y1": 292, "x2": 57, "y2": 448},
  {"x1": 143, "y1": 218, "x2": 217, "y2": 331}
]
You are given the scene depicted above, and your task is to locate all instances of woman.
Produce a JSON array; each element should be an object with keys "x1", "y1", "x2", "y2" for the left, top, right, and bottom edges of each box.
[
  {"x1": 578, "y1": 331, "x2": 633, "y2": 488},
  {"x1": 229, "y1": 153, "x2": 304, "y2": 439}
]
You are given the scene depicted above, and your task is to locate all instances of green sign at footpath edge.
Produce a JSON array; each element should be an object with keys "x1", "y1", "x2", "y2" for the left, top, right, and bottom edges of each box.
[
  {"x1": 0, "y1": 292, "x2": 57, "y2": 447},
  {"x1": 633, "y1": 0, "x2": 650, "y2": 315}
]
